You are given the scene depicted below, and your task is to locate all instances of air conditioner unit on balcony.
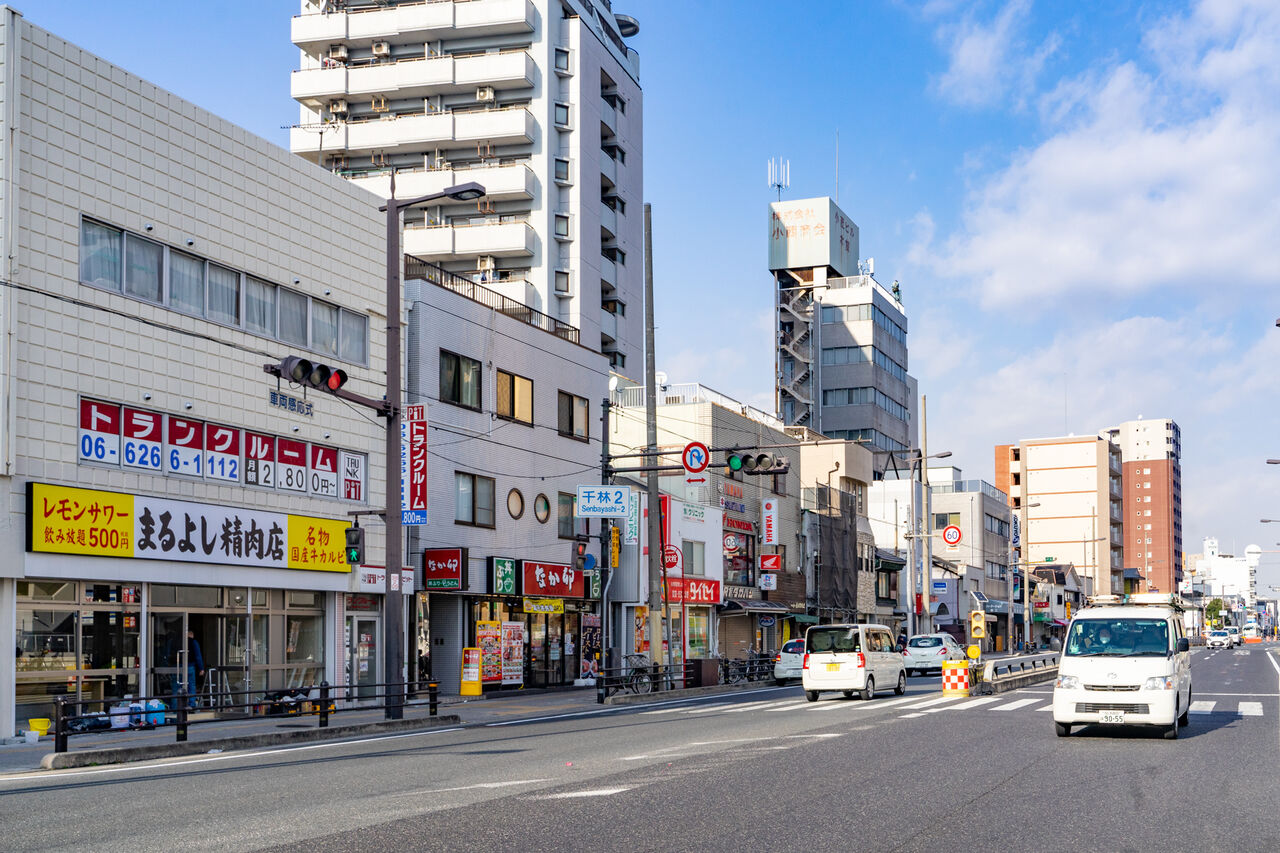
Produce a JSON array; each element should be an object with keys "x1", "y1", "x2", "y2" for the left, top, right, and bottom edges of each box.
[
  {"x1": 477, "y1": 256, "x2": 497, "y2": 272},
  {"x1": 328, "y1": 44, "x2": 348, "y2": 62},
  {"x1": 372, "y1": 41, "x2": 390, "y2": 58},
  {"x1": 328, "y1": 99, "x2": 349, "y2": 115},
  {"x1": 476, "y1": 86, "x2": 496, "y2": 102}
]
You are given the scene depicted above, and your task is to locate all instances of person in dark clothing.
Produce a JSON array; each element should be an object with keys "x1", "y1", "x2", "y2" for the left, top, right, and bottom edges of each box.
[{"x1": 183, "y1": 630, "x2": 205, "y2": 708}]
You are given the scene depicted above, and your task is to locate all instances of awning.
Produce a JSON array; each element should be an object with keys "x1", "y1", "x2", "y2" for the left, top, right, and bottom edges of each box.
[
  {"x1": 1123, "y1": 568, "x2": 1142, "y2": 580},
  {"x1": 719, "y1": 598, "x2": 790, "y2": 614},
  {"x1": 1053, "y1": 618, "x2": 1069, "y2": 627},
  {"x1": 791, "y1": 614, "x2": 820, "y2": 623}
]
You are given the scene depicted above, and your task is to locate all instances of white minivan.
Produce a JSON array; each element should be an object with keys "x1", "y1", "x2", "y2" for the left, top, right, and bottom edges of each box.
[
  {"x1": 801, "y1": 623, "x2": 906, "y2": 702},
  {"x1": 1052, "y1": 594, "x2": 1192, "y2": 739}
]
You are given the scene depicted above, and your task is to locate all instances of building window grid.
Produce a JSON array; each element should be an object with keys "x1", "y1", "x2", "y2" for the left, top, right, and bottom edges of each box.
[
  {"x1": 80, "y1": 218, "x2": 368, "y2": 365},
  {"x1": 454, "y1": 472, "x2": 496, "y2": 528},
  {"x1": 495, "y1": 368, "x2": 533, "y2": 425},
  {"x1": 557, "y1": 391, "x2": 589, "y2": 441},
  {"x1": 821, "y1": 386, "x2": 910, "y2": 422},
  {"x1": 440, "y1": 349, "x2": 482, "y2": 410}
]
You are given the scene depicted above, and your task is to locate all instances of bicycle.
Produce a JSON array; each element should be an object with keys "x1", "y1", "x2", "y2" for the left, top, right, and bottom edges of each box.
[
  {"x1": 717, "y1": 656, "x2": 746, "y2": 685},
  {"x1": 623, "y1": 653, "x2": 654, "y2": 694}
]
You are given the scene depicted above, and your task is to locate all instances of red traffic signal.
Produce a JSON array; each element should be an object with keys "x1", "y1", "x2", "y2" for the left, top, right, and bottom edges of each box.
[{"x1": 278, "y1": 356, "x2": 348, "y2": 394}]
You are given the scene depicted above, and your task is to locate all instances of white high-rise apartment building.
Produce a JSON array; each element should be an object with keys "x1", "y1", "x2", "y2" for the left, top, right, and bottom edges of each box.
[{"x1": 290, "y1": 0, "x2": 644, "y2": 371}]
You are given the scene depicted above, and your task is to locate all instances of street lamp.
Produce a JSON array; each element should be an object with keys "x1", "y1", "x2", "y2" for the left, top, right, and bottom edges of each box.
[{"x1": 378, "y1": 178, "x2": 485, "y2": 720}]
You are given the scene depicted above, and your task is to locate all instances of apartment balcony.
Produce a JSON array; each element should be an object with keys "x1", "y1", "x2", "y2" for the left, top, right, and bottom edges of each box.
[
  {"x1": 347, "y1": 162, "x2": 535, "y2": 203},
  {"x1": 600, "y1": 152, "x2": 617, "y2": 187},
  {"x1": 600, "y1": 100, "x2": 617, "y2": 137},
  {"x1": 601, "y1": 309, "x2": 619, "y2": 342},
  {"x1": 293, "y1": 50, "x2": 536, "y2": 104},
  {"x1": 292, "y1": 107, "x2": 533, "y2": 157},
  {"x1": 600, "y1": 204, "x2": 618, "y2": 240},
  {"x1": 403, "y1": 220, "x2": 536, "y2": 260},
  {"x1": 292, "y1": 0, "x2": 535, "y2": 51},
  {"x1": 600, "y1": 257, "x2": 617, "y2": 289},
  {"x1": 455, "y1": 50, "x2": 536, "y2": 91}
]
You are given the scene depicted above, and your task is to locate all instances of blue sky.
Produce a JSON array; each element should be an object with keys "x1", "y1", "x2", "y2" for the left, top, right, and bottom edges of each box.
[{"x1": 23, "y1": 0, "x2": 1280, "y2": 590}]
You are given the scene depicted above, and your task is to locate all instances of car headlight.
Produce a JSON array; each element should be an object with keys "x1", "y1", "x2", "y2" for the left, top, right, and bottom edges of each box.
[
  {"x1": 1055, "y1": 675, "x2": 1080, "y2": 690},
  {"x1": 1143, "y1": 676, "x2": 1174, "y2": 690}
]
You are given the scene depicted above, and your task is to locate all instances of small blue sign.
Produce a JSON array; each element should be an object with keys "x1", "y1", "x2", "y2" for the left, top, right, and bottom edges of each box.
[
  {"x1": 402, "y1": 510, "x2": 428, "y2": 525},
  {"x1": 583, "y1": 554, "x2": 597, "y2": 572},
  {"x1": 932, "y1": 581, "x2": 948, "y2": 592}
]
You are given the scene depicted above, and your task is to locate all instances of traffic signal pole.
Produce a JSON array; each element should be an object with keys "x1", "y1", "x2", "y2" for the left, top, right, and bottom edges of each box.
[
  {"x1": 643, "y1": 203, "x2": 666, "y2": 673},
  {"x1": 383, "y1": 192, "x2": 406, "y2": 721}
]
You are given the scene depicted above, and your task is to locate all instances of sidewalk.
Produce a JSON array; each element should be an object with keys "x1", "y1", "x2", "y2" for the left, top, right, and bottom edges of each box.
[{"x1": 0, "y1": 686, "x2": 617, "y2": 776}]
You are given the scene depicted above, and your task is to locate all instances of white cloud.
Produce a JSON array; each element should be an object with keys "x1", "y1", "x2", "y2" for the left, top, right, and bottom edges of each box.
[
  {"x1": 931, "y1": 0, "x2": 1058, "y2": 108},
  {"x1": 934, "y1": 0, "x2": 1280, "y2": 308}
]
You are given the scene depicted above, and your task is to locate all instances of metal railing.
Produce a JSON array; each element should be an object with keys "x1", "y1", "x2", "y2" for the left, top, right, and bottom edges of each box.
[
  {"x1": 51, "y1": 680, "x2": 441, "y2": 754},
  {"x1": 596, "y1": 656, "x2": 693, "y2": 702},
  {"x1": 983, "y1": 652, "x2": 1059, "y2": 683},
  {"x1": 405, "y1": 257, "x2": 580, "y2": 344},
  {"x1": 611, "y1": 382, "x2": 785, "y2": 430}
]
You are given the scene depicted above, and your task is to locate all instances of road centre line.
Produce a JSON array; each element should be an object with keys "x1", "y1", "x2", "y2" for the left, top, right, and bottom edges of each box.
[
  {"x1": 393, "y1": 779, "x2": 549, "y2": 796},
  {"x1": 533, "y1": 788, "x2": 630, "y2": 799}
]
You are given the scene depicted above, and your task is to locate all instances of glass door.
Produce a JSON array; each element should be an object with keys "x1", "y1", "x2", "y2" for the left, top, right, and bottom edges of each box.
[
  {"x1": 150, "y1": 612, "x2": 188, "y2": 702},
  {"x1": 347, "y1": 616, "x2": 379, "y2": 700}
]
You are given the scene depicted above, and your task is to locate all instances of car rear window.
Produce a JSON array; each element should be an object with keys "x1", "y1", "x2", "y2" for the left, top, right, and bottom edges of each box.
[
  {"x1": 1209, "y1": 631, "x2": 1227, "y2": 637},
  {"x1": 806, "y1": 627, "x2": 860, "y2": 654},
  {"x1": 909, "y1": 637, "x2": 942, "y2": 648},
  {"x1": 782, "y1": 641, "x2": 804, "y2": 655}
]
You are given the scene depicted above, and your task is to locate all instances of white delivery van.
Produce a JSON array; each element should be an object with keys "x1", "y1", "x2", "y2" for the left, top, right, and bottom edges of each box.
[
  {"x1": 1052, "y1": 593, "x2": 1192, "y2": 739},
  {"x1": 801, "y1": 623, "x2": 906, "y2": 702}
]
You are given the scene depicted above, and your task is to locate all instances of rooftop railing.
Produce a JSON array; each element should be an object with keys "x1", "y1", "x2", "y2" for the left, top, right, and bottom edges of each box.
[{"x1": 612, "y1": 383, "x2": 784, "y2": 430}]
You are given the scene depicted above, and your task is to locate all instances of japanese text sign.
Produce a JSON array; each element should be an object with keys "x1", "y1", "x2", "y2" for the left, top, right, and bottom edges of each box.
[
  {"x1": 27, "y1": 482, "x2": 350, "y2": 572},
  {"x1": 575, "y1": 486, "x2": 629, "y2": 518},
  {"x1": 761, "y1": 498, "x2": 779, "y2": 545},
  {"x1": 664, "y1": 577, "x2": 722, "y2": 605},
  {"x1": 488, "y1": 556, "x2": 519, "y2": 596},
  {"x1": 423, "y1": 547, "x2": 467, "y2": 591},
  {"x1": 521, "y1": 560, "x2": 584, "y2": 598},
  {"x1": 402, "y1": 406, "x2": 428, "y2": 525}
]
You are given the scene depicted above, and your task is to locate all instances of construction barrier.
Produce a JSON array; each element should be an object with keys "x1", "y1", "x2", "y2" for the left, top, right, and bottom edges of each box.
[{"x1": 942, "y1": 660, "x2": 970, "y2": 697}]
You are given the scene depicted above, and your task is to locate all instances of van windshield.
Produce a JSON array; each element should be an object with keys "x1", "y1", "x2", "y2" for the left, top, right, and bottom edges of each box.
[
  {"x1": 807, "y1": 627, "x2": 860, "y2": 654},
  {"x1": 1065, "y1": 618, "x2": 1169, "y2": 657}
]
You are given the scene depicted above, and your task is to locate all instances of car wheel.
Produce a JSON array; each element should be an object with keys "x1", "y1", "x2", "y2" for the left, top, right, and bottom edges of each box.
[
  {"x1": 1179, "y1": 689, "x2": 1191, "y2": 726},
  {"x1": 894, "y1": 671, "x2": 906, "y2": 695},
  {"x1": 860, "y1": 677, "x2": 875, "y2": 701},
  {"x1": 842, "y1": 689, "x2": 854, "y2": 698},
  {"x1": 804, "y1": 690, "x2": 819, "y2": 703},
  {"x1": 1055, "y1": 721, "x2": 1071, "y2": 738},
  {"x1": 1164, "y1": 714, "x2": 1179, "y2": 740}
]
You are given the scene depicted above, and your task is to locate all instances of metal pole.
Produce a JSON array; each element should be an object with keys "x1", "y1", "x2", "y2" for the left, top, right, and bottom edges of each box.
[
  {"x1": 600, "y1": 397, "x2": 613, "y2": 674},
  {"x1": 1023, "y1": 505, "x2": 1031, "y2": 650},
  {"x1": 921, "y1": 395, "x2": 932, "y2": 635},
  {"x1": 384, "y1": 186, "x2": 405, "y2": 721},
  {"x1": 643, "y1": 203, "x2": 663, "y2": 670},
  {"x1": 907, "y1": 464, "x2": 916, "y2": 638}
]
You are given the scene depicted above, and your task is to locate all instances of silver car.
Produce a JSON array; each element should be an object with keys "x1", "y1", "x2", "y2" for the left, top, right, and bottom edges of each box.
[
  {"x1": 903, "y1": 633, "x2": 966, "y2": 676},
  {"x1": 773, "y1": 639, "x2": 805, "y2": 684},
  {"x1": 1206, "y1": 630, "x2": 1230, "y2": 648}
]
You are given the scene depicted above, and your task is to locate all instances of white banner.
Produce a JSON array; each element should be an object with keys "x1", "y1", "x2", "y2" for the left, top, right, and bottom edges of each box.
[{"x1": 761, "y1": 498, "x2": 779, "y2": 545}]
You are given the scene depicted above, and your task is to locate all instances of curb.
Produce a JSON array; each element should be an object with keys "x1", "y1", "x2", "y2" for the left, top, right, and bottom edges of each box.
[
  {"x1": 604, "y1": 680, "x2": 783, "y2": 706},
  {"x1": 40, "y1": 714, "x2": 462, "y2": 770}
]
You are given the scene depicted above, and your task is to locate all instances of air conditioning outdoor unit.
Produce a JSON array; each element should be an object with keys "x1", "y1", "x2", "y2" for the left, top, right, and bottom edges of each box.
[
  {"x1": 476, "y1": 86, "x2": 496, "y2": 102},
  {"x1": 477, "y1": 256, "x2": 497, "y2": 272},
  {"x1": 328, "y1": 44, "x2": 348, "y2": 61},
  {"x1": 328, "y1": 99, "x2": 349, "y2": 115},
  {"x1": 372, "y1": 41, "x2": 390, "y2": 57}
]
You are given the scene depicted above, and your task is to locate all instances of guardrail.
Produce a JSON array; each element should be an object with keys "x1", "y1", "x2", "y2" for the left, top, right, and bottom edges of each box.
[
  {"x1": 52, "y1": 680, "x2": 440, "y2": 753},
  {"x1": 983, "y1": 652, "x2": 1059, "y2": 683}
]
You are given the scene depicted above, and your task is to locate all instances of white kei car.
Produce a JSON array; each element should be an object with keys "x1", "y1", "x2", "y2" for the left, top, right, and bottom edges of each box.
[
  {"x1": 902, "y1": 633, "x2": 966, "y2": 676},
  {"x1": 773, "y1": 639, "x2": 805, "y2": 684}
]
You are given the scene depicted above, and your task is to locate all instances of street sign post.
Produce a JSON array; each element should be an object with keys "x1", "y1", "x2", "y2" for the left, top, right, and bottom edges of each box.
[
  {"x1": 942, "y1": 525, "x2": 962, "y2": 547},
  {"x1": 575, "y1": 485, "x2": 630, "y2": 517},
  {"x1": 682, "y1": 441, "x2": 710, "y2": 490}
]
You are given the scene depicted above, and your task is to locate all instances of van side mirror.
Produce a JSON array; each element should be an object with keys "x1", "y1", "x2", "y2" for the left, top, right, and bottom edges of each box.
[{"x1": 1176, "y1": 638, "x2": 1189, "y2": 653}]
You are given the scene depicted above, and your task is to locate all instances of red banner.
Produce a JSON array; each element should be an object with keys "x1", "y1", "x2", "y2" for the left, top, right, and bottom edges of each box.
[
  {"x1": 522, "y1": 561, "x2": 584, "y2": 598},
  {"x1": 665, "y1": 577, "x2": 722, "y2": 605},
  {"x1": 423, "y1": 547, "x2": 467, "y2": 591}
]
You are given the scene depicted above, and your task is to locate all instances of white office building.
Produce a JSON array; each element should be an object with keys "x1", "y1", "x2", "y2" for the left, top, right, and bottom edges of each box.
[
  {"x1": 1190, "y1": 537, "x2": 1259, "y2": 609},
  {"x1": 289, "y1": 0, "x2": 644, "y2": 373}
]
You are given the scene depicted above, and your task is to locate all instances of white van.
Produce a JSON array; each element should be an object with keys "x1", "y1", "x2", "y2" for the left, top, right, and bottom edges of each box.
[
  {"x1": 1052, "y1": 594, "x2": 1192, "y2": 739},
  {"x1": 801, "y1": 623, "x2": 906, "y2": 702}
]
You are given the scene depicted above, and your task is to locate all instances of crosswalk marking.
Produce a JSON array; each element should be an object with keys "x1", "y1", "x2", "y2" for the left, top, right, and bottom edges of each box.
[
  {"x1": 902, "y1": 696, "x2": 960, "y2": 710},
  {"x1": 766, "y1": 701, "x2": 814, "y2": 712},
  {"x1": 942, "y1": 697, "x2": 1000, "y2": 711},
  {"x1": 685, "y1": 704, "x2": 736, "y2": 714},
  {"x1": 721, "y1": 701, "x2": 793, "y2": 713},
  {"x1": 1238, "y1": 702, "x2": 1263, "y2": 716},
  {"x1": 1189, "y1": 700, "x2": 1216, "y2": 714},
  {"x1": 992, "y1": 698, "x2": 1038, "y2": 711},
  {"x1": 1037, "y1": 703, "x2": 1054, "y2": 711}
]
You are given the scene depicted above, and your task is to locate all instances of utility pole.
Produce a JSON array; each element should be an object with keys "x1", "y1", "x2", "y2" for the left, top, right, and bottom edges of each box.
[
  {"x1": 921, "y1": 395, "x2": 932, "y2": 634},
  {"x1": 643, "y1": 202, "x2": 664, "y2": 671},
  {"x1": 600, "y1": 397, "x2": 613, "y2": 673}
]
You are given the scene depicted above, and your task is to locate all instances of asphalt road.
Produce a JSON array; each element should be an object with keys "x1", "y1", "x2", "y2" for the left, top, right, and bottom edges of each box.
[{"x1": 3, "y1": 647, "x2": 1277, "y2": 853}]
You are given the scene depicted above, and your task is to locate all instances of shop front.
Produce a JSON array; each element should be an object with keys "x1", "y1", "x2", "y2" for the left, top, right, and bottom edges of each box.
[
  {"x1": 417, "y1": 548, "x2": 601, "y2": 693},
  {"x1": 15, "y1": 483, "x2": 352, "y2": 724},
  {"x1": 718, "y1": 583, "x2": 789, "y2": 657}
]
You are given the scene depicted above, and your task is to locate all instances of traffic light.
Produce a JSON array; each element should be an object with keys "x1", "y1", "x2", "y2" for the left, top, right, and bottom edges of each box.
[
  {"x1": 573, "y1": 534, "x2": 590, "y2": 572},
  {"x1": 725, "y1": 451, "x2": 790, "y2": 475},
  {"x1": 344, "y1": 525, "x2": 365, "y2": 565},
  {"x1": 969, "y1": 610, "x2": 987, "y2": 639},
  {"x1": 278, "y1": 356, "x2": 348, "y2": 394}
]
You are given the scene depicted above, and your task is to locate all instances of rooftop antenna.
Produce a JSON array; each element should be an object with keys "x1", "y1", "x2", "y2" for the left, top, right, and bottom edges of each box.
[
  {"x1": 835, "y1": 130, "x2": 839, "y2": 203},
  {"x1": 768, "y1": 157, "x2": 790, "y2": 201}
]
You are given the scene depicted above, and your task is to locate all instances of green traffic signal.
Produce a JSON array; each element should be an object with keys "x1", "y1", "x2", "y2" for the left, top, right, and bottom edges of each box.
[
  {"x1": 728, "y1": 453, "x2": 744, "y2": 471},
  {"x1": 344, "y1": 526, "x2": 365, "y2": 565}
]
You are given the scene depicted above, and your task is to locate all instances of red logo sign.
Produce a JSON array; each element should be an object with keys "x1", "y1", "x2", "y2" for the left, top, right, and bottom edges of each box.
[
  {"x1": 80, "y1": 399, "x2": 121, "y2": 434},
  {"x1": 759, "y1": 554, "x2": 782, "y2": 572},
  {"x1": 122, "y1": 408, "x2": 161, "y2": 442},
  {"x1": 522, "y1": 561, "x2": 584, "y2": 598},
  {"x1": 246, "y1": 432, "x2": 275, "y2": 463},
  {"x1": 167, "y1": 417, "x2": 203, "y2": 450},
  {"x1": 665, "y1": 577, "x2": 722, "y2": 604},
  {"x1": 724, "y1": 517, "x2": 754, "y2": 533},
  {"x1": 277, "y1": 438, "x2": 306, "y2": 466},
  {"x1": 662, "y1": 545, "x2": 682, "y2": 572},
  {"x1": 423, "y1": 548, "x2": 467, "y2": 591}
]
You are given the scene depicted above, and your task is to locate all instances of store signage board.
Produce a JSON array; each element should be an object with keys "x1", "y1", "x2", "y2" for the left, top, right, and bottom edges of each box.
[
  {"x1": 27, "y1": 482, "x2": 350, "y2": 572},
  {"x1": 488, "y1": 556, "x2": 519, "y2": 596},
  {"x1": 761, "y1": 499, "x2": 779, "y2": 545},
  {"x1": 662, "y1": 545, "x2": 682, "y2": 572},
  {"x1": 205, "y1": 424, "x2": 242, "y2": 483},
  {"x1": 357, "y1": 566, "x2": 415, "y2": 593},
  {"x1": 276, "y1": 438, "x2": 307, "y2": 493},
  {"x1": 167, "y1": 416, "x2": 204, "y2": 477},
  {"x1": 79, "y1": 399, "x2": 122, "y2": 465},
  {"x1": 575, "y1": 486, "x2": 630, "y2": 518},
  {"x1": 245, "y1": 433, "x2": 275, "y2": 488},
  {"x1": 664, "y1": 577, "x2": 722, "y2": 605},
  {"x1": 402, "y1": 405, "x2": 428, "y2": 525},
  {"x1": 122, "y1": 407, "x2": 162, "y2": 471},
  {"x1": 522, "y1": 560, "x2": 584, "y2": 598},
  {"x1": 724, "y1": 517, "x2": 754, "y2": 533},
  {"x1": 759, "y1": 554, "x2": 782, "y2": 572},
  {"x1": 423, "y1": 547, "x2": 467, "y2": 591},
  {"x1": 758, "y1": 573, "x2": 778, "y2": 591},
  {"x1": 523, "y1": 597, "x2": 564, "y2": 614}
]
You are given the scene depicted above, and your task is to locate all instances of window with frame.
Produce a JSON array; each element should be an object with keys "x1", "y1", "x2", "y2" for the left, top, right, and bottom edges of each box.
[
  {"x1": 681, "y1": 540, "x2": 706, "y2": 576},
  {"x1": 554, "y1": 158, "x2": 571, "y2": 182},
  {"x1": 554, "y1": 48, "x2": 571, "y2": 72},
  {"x1": 772, "y1": 470, "x2": 787, "y2": 496},
  {"x1": 441, "y1": 350, "x2": 482, "y2": 410},
  {"x1": 554, "y1": 214, "x2": 571, "y2": 239},
  {"x1": 934, "y1": 512, "x2": 960, "y2": 529},
  {"x1": 557, "y1": 492, "x2": 576, "y2": 538},
  {"x1": 555, "y1": 270, "x2": 571, "y2": 294},
  {"x1": 557, "y1": 391, "x2": 588, "y2": 440},
  {"x1": 554, "y1": 103, "x2": 570, "y2": 126},
  {"x1": 455, "y1": 472, "x2": 495, "y2": 527},
  {"x1": 496, "y1": 368, "x2": 533, "y2": 424}
]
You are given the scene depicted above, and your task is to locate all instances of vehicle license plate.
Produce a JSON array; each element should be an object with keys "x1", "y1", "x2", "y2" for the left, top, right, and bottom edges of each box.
[
  {"x1": 826, "y1": 662, "x2": 840, "y2": 672},
  {"x1": 1099, "y1": 711, "x2": 1125, "y2": 724}
]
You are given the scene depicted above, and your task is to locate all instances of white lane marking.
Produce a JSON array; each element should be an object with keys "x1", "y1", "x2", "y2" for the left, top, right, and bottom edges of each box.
[
  {"x1": 721, "y1": 701, "x2": 795, "y2": 713},
  {"x1": 396, "y1": 779, "x2": 549, "y2": 796},
  {"x1": 942, "y1": 697, "x2": 1001, "y2": 711},
  {"x1": 1189, "y1": 700, "x2": 1217, "y2": 714},
  {"x1": 489, "y1": 686, "x2": 794, "y2": 727},
  {"x1": 900, "y1": 713, "x2": 925, "y2": 718},
  {"x1": 785, "y1": 733, "x2": 843, "y2": 739},
  {"x1": 639, "y1": 707, "x2": 688, "y2": 716},
  {"x1": 1239, "y1": 702, "x2": 1264, "y2": 716},
  {"x1": 684, "y1": 704, "x2": 738, "y2": 715},
  {"x1": 0, "y1": 727, "x2": 464, "y2": 784},
  {"x1": 534, "y1": 788, "x2": 630, "y2": 799},
  {"x1": 902, "y1": 696, "x2": 961, "y2": 710},
  {"x1": 1037, "y1": 704, "x2": 1054, "y2": 711},
  {"x1": 766, "y1": 701, "x2": 815, "y2": 712},
  {"x1": 992, "y1": 699, "x2": 1037, "y2": 711}
]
